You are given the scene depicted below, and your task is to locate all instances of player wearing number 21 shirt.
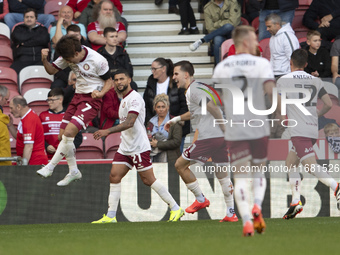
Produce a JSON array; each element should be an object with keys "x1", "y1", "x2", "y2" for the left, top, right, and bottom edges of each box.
[
  {"x1": 37, "y1": 35, "x2": 113, "y2": 186},
  {"x1": 276, "y1": 49, "x2": 340, "y2": 220}
]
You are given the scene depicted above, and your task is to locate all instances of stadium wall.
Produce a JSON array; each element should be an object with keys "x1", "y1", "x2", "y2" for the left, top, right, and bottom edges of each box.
[{"x1": 0, "y1": 159, "x2": 340, "y2": 225}]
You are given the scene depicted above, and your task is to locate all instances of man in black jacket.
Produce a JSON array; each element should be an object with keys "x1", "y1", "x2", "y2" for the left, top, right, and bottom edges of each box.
[
  {"x1": 303, "y1": 0, "x2": 340, "y2": 44},
  {"x1": 10, "y1": 8, "x2": 50, "y2": 74},
  {"x1": 97, "y1": 27, "x2": 137, "y2": 91},
  {"x1": 4, "y1": 0, "x2": 55, "y2": 30}
]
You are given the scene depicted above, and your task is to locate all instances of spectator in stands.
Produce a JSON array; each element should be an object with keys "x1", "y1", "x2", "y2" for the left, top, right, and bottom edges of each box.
[
  {"x1": 7, "y1": 96, "x2": 48, "y2": 165},
  {"x1": 50, "y1": 5, "x2": 87, "y2": 59},
  {"x1": 10, "y1": 8, "x2": 49, "y2": 74},
  {"x1": 147, "y1": 93, "x2": 182, "y2": 163},
  {"x1": 324, "y1": 123, "x2": 340, "y2": 154},
  {"x1": 242, "y1": 0, "x2": 260, "y2": 24},
  {"x1": 99, "y1": 85, "x2": 120, "y2": 129},
  {"x1": 303, "y1": 0, "x2": 340, "y2": 46},
  {"x1": 155, "y1": 0, "x2": 180, "y2": 14},
  {"x1": 265, "y1": 13, "x2": 299, "y2": 78},
  {"x1": 189, "y1": 0, "x2": 241, "y2": 64},
  {"x1": 304, "y1": 30, "x2": 331, "y2": 78},
  {"x1": 177, "y1": 0, "x2": 199, "y2": 35},
  {"x1": 330, "y1": 38, "x2": 340, "y2": 89},
  {"x1": 143, "y1": 57, "x2": 189, "y2": 152},
  {"x1": 4, "y1": 0, "x2": 55, "y2": 30},
  {"x1": 39, "y1": 88, "x2": 82, "y2": 159},
  {"x1": 97, "y1": 27, "x2": 137, "y2": 90},
  {"x1": 67, "y1": 0, "x2": 123, "y2": 20},
  {"x1": 0, "y1": 0, "x2": 9, "y2": 23},
  {"x1": 258, "y1": 0, "x2": 298, "y2": 41},
  {"x1": 87, "y1": 0, "x2": 127, "y2": 51},
  {"x1": 51, "y1": 25, "x2": 91, "y2": 109},
  {"x1": 79, "y1": 0, "x2": 127, "y2": 30},
  {"x1": 0, "y1": 85, "x2": 11, "y2": 165}
]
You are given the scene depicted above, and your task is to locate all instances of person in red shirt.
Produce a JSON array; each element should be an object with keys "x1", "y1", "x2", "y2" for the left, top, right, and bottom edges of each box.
[
  {"x1": 67, "y1": 0, "x2": 122, "y2": 20},
  {"x1": 39, "y1": 88, "x2": 82, "y2": 159},
  {"x1": 87, "y1": 0, "x2": 126, "y2": 51},
  {"x1": 7, "y1": 96, "x2": 48, "y2": 165}
]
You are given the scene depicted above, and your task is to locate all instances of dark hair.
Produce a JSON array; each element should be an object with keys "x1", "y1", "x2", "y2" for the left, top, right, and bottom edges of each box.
[
  {"x1": 67, "y1": 24, "x2": 81, "y2": 33},
  {"x1": 291, "y1": 49, "x2": 308, "y2": 68},
  {"x1": 93, "y1": 0, "x2": 115, "y2": 21},
  {"x1": 24, "y1": 8, "x2": 38, "y2": 19},
  {"x1": 12, "y1": 96, "x2": 28, "y2": 107},
  {"x1": 56, "y1": 35, "x2": 82, "y2": 59},
  {"x1": 104, "y1": 27, "x2": 117, "y2": 37},
  {"x1": 174, "y1": 60, "x2": 195, "y2": 76},
  {"x1": 153, "y1": 58, "x2": 174, "y2": 77},
  {"x1": 48, "y1": 88, "x2": 64, "y2": 98},
  {"x1": 114, "y1": 69, "x2": 131, "y2": 79}
]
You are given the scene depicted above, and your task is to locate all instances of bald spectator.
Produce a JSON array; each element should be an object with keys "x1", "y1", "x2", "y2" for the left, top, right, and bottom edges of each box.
[
  {"x1": 4, "y1": 0, "x2": 55, "y2": 30},
  {"x1": 265, "y1": 13, "x2": 299, "y2": 78},
  {"x1": 67, "y1": 0, "x2": 122, "y2": 20},
  {"x1": 7, "y1": 96, "x2": 48, "y2": 165},
  {"x1": 10, "y1": 8, "x2": 50, "y2": 74},
  {"x1": 87, "y1": 0, "x2": 127, "y2": 51},
  {"x1": 0, "y1": 85, "x2": 11, "y2": 165},
  {"x1": 50, "y1": 5, "x2": 87, "y2": 58}
]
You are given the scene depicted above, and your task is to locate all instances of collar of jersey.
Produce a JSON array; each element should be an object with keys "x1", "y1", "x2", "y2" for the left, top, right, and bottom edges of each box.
[{"x1": 79, "y1": 46, "x2": 88, "y2": 63}]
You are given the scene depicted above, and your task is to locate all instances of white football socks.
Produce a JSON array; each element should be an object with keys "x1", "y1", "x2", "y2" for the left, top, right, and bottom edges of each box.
[
  {"x1": 65, "y1": 142, "x2": 79, "y2": 175},
  {"x1": 218, "y1": 177, "x2": 235, "y2": 217},
  {"x1": 252, "y1": 172, "x2": 267, "y2": 207},
  {"x1": 107, "y1": 183, "x2": 121, "y2": 218},
  {"x1": 186, "y1": 180, "x2": 205, "y2": 203},
  {"x1": 309, "y1": 164, "x2": 338, "y2": 191},
  {"x1": 47, "y1": 135, "x2": 74, "y2": 171},
  {"x1": 289, "y1": 171, "x2": 301, "y2": 205},
  {"x1": 151, "y1": 179, "x2": 179, "y2": 211},
  {"x1": 234, "y1": 177, "x2": 251, "y2": 225}
]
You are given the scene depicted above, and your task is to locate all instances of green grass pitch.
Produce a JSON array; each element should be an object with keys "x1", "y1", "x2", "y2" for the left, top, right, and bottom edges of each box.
[{"x1": 0, "y1": 217, "x2": 339, "y2": 255}]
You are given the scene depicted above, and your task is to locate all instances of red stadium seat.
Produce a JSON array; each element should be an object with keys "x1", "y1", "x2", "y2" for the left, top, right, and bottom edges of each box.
[
  {"x1": 259, "y1": 38, "x2": 270, "y2": 61},
  {"x1": 0, "y1": 66, "x2": 18, "y2": 93},
  {"x1": 23, "y1": 88, "x2": 50, "y2": 116},
  {"x1": 104, "y1": 133, "x2": 121, "y2": 159},
  {"x1": 0, "y1": 22, "x2": 11, "y2": 47},
  {"x1": 240, "y1": 17, "x2": 249, "y2": 26},
  {"x1": 298, "y1": 37, "x2": 307, "y2": 44},
  {"x1": 220, "y1": 39, "x2": 234, "y2": 61},
  {"x1": 76, "y1": 133, "x2": 104, "y2": 159},
  {"x1": 44, "y1": 0, "x2": 67, "y2": 20},
  {"x1": 297, "y1": 0, "x2": 313, "y2": 11},
  {"x1": 0, "y1": 45, "x2": 13, "y2": 67},
  {"x1": 292, "y1": 11, "x2": 310, "y2": 39},
  {"x1": 19, "y1": 66, "x2": 54, "y2": 95},
  {"x1": 251, "y1": 17, "x2": 260, "y2": 34}
]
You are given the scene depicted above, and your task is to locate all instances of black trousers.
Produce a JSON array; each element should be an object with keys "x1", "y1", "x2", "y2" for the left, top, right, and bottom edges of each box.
[{"x1": 178, "y1": 0, "x2": 196, "y2": 28}]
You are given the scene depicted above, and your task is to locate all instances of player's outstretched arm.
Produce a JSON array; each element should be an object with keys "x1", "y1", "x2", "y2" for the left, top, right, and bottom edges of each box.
[
  {"x1": 318, "y1": 93, "x2": 332, "y2": 117},
  {"x1": 93, "y1": 113, "x2": 138, "y2": 140},
  {"x1": 41, "y1": 49, "x2": 58, "y2": 75}
]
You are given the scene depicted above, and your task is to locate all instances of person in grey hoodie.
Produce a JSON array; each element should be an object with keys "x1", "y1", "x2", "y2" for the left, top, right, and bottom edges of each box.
[{"x1": 265, "y1": 13, "x2": 299, "y2": 78}]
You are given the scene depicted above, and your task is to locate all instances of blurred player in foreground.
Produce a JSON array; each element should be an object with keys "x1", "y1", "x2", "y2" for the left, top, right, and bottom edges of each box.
[
  {"x1": 213, "y1": 25, "x2": 276, "y2": 236},
  {"x1": 92, "y1": 70, "x2": 184, "y2": 223},
  {"x1": 36, "y1": 35, "x2": 113, "y2": 186},
  {"x1": 277, "y1": 49, "x2": 340, "y2": 219},
  {"x1": 165, "y1": 61, "x2": 238, "y2": 222}
]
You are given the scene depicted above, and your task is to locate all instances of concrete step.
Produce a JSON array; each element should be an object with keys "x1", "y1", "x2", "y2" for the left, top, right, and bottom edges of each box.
[
  {"x1": 123, "y1": 1, "x2": 198, "y2": 12},
  {"x1": 128, "y1": 22, "x2": 204, "y2": 33},
  {"x1": 127, "y1": 34, "x2": 202, "y2": 44},
  {"x1": 123, "y1": 13, "x2": 202, "y2": 22},
  {"x1": 126, "y1": 44, "x2": 208, "y2": 54},
  {"x1": 131, "y1": 56, "x2": 212, "y2": 66}
]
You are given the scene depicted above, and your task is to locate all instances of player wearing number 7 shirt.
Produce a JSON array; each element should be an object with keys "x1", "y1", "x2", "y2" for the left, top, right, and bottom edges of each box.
[
  {"x1": 36, "y1": 35, "x2": 113, "y2": 186},
  {"x1": 213, "y1": 26, "x2": 276, "y2": 236},
  {"x1": 91, "y1": 70, "x2": 184, "y2": 223},
  {"x1": 276, "y1": 49, "x2": 340, "y2": 220}
]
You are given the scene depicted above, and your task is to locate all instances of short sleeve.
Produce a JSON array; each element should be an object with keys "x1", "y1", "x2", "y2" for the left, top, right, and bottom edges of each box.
[
  {"x1": 330, "y1": 40, "x2": 340, "y2": 57},
  {"x1": 52, "y1": 56, "x2": 69, "y2": 70},
  {"x1": 22, "y1": 117, "x2": 36, "y2": 144},
  {"x1": 96, "y1": 57, "x2": 110, "y2": 76},
  {"x1": 87, "y1": 22, "x2": 96, "y2": 34},
  {"x1": 128, "y1": 95, "x2": 142, "y2": 115}
]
